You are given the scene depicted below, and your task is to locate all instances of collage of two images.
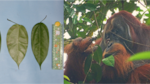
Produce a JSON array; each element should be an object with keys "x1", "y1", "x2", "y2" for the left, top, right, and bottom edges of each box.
[{"x1": 0, "y1": 0, "x2": 150, "y2": 84}]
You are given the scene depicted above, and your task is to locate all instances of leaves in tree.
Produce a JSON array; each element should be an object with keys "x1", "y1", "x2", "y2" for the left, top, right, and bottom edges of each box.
[
  {"x1": 7, "y1": 24, "x2": 28, "y2": 68},
  {"x1": 72, "y1": 15, "x2": 78, "y2": 24},
  {"x1": 102, "y1": 55, "x2": 115, "y2": 67},
  {"x1": 82, "y1": 17, "x2": 92, "y2": 23},
  {"x1": 84, "y1": 3, "x2": 97, "y2": 11},
  {"x1": 100, "y1": 0, "x2": 107, "y2": 6},
  {"x1": 31, "y1": 22, "x2": 49, "y2": 69},
  {"x1": 73, "y1": 5, "x2": 86, "y2": 13}
]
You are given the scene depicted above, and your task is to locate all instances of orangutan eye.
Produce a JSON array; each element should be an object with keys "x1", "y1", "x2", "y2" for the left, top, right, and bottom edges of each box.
[{"x1": 106, "y1": 37, "x2": 110, "y2": 44}]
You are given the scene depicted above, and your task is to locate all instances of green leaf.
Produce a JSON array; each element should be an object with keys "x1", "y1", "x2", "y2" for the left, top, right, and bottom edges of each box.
[
  {"x1": 72, "y1": 15, "x2": 78, "y2": 24},
  {"x1": 100, "y1": 0, "x2": 106, "y2": 6},
  {"x1": 124, "y1": 1, "x2": 138, "y2": 13},
  {"x1": 85, "y1": 72, "x2": 93, "y2": 82},
  {"x1": 78, "y1": 81, "x2": 83, "y2": 83},
  {"x1": 64, "y1": 2, "x2": 74, "y2": 17},
  {"x1": 69, "y1": 9, "x2": 75, "y2": 17},
  {"x1": 128, "y1": 51, "x2": 150, "y2": 61},
  {"x1": 84, "y1": 55, "x2": 92, "y2": 74},
  {"x1": 145, "y1": 18, "x2": 150, "y2": 25},
  {"x1": 93, "y1": 46, "x2": 102, "y2": 64},
  {"x1": 73, "y1": 5, "x2": 86, "y2": 13},
  {"x1": 147, "y1": 1, "x2": 150, "y2": 5},
  {"x1": 78, "y1": 18, "x2": 83, "y2": 23},
  {"x1": 64, "y1": 75, "x2": 70, "y2": 81},
  {"x1": 7, "y1": 24, "x2": 28, "y2": 68},
  {"x1": 83, "y1": 17, "x2": 92, "y2": 23},
  {"x1": 67, "y1": 0, "x2": 75, "y2": 2},
  {"x1": 84, "y1": 3, "x2": 97, "y2": 11},
  {"x1": 102, "y1": 55, "x2": 115, "y2": 67},
  {"x1": 91, "y1": 64, "x2": 102, "y2": 82},
  {"x1": 64, "y1": 80, "x2": 71, "y2": 84},
  {"x1": 137, "y1": 7, "x2": 143, "y2": 12},
  {"x1": 31, "y1": 22, "x2": 49, "y2": 69},
  {"x1": 77, "y1": 32, "x2": 86, "y2": 38}
]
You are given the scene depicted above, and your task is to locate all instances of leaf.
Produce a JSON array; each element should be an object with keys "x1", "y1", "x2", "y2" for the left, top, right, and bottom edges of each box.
[
  {"x1": 67, "y1": 0, "x2": 75, "y2": 3},
  {"x1": 147, "y1": 1, "x2": 150, "y2": 5},
  {"x1": 93, "y1": 46, "x2": 102, "y2": 64},
  {"x1": 64, "y1": 80, "x2": 71, "y2": 84},
  {"x1": 102, "y1": 55, "x2": 115, "y2": 67},
  {"x1": 78, "y1": 18, "x2": 83, "y2": 23},
  {"x1": 145, "y1": 18, "x2": 150, "y2": 25},
  {"x1": 72, "y1": 15, "x2": 78, "y2": 24},
  {"x1": 69, "y1": 9, "x2": 75, "y2": 17},
  {"x1": 78, "y1": 81, "x2": 83, "y2": 83},
  {"x1": 84, "y1": 54, "x2": 92, "y2": 74},
  {"x1": 83, "y1": 17, "x2": 92, "y2": 23},
  {"x1": 31, "y1": 22, "x2": 49, "y2": 69},
  {"x1": 85, "y1": 72, "x2": 93, "y2": 82},
  {"x1": 124, "y1": 1, "x2": 138, "y2": 13},
  {"x1": 128, "y1": 51, "x2": 150, "y2": 61},
  {"x1": 64, "y1": 2, "x2": 74, "y2": 17},
  {"x1": 100, "y1": 0, "x2": 106, "y2": 6},
  {"x1": 137, "y1": 7, "x2": 143, "y2": 12},
  {"x1": 73, "y1": 5, "x2": 86, "y2": 13},
  {"x1": 77, "y1": 32, "x2": 86, "y2": 38},
  {"x1": 7, "y1": 24, "x2": 28, "y2": 68},
  {"x1": 84, "y1": 3, "x2": 97, "y2": 11},
  {"x1": 91, "y1": 64, "x2": 102, "y2": 82},
  {"x1": 64, "y1": 75, "x2": 70, "y2": 81}
]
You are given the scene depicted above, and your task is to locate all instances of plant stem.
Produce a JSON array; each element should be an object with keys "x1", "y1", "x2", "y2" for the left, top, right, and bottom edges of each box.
[
  {"x1": 41, "y1": 15, "x2": 47, "y2": 22},
  {"x1": 7, "y1": 19, "x2": 18, "y2": 24}
]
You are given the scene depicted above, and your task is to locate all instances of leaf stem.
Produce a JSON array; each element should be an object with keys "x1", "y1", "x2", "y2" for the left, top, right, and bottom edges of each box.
[
  {"x1": 83, "y1": 46, "x2": 94, "y2": 84},
  {"x1": 7, "y1": 19, "x2": 18, "y2": 24},
  {"x1": 41, "y1": 15, "x2": 47, "y2": 22}
]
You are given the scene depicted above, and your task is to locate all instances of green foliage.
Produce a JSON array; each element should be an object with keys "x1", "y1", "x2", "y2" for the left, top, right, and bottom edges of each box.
[
  {"x1": 91, "y1": 64, "x2": 102, "y2": 82},
  {"x1": 64, "y1": 75, "x2": 70, "y2": 81},
  {"x1": 93, "y1": 46, "x2": 102, "y2": 64},
  {"x1": 128, "y1": 51, "x2": 150, "y2": 61},
  {"x1": 102, "y1": 55, "x2": 115, "y2": 67},
  {"x1": 64, "y1": 80, "x2": 71, "y2": 84},
  {"x1": 31, "y1": 22, "x2": 49, "y2": 69},
  {"x1": 64, "y1": 0, "x2": 140, "y2": 40},
  {"x1": 84, "y1": 54, "x2": 92, "y2": 74},
  {"x1": 145, "y1": 10, "x2": 150, "y2": 25},
  {"x1": 84, "y1": 46, "x2": 102, "y2": 83},
  {"x1": 7, "y1": 23, "x2": 28, "y2": 68},
  {"x1": 64, "y1": 0, "x2": 150, "y2": 83}
]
